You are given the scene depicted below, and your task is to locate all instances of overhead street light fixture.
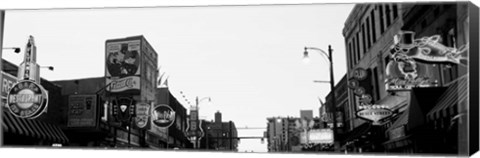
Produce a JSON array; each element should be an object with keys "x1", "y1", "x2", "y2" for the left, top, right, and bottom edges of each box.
[
  {"x1": 2, "y1": 47, "x2": 21, "y2": 53},
  {"x1": 302, "y1": 45, "x2": 339, "y2": 152},
  {"x1": 40, "y1": 66, "x2": 54, "y2": 71}
]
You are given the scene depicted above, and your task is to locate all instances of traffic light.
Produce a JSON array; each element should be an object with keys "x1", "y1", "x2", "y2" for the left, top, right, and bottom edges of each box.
[
  {"x1": 129, "y1": 104, "x2": 136, "y2": 117},
  {"x1": 112, "y1": 104, "x2": 119, "y2": 116}
]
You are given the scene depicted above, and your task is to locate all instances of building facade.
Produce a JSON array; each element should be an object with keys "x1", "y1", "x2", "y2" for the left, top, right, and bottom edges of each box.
[
  {"x1": 341, "y1": 2, "x2": 471, "y2": 155},
  {"x1": 342, "y1": 3, "x2": 406, "y2": 153},
  {"x1": 202, "y1": 111, "x2": 238, "y2": 151}
]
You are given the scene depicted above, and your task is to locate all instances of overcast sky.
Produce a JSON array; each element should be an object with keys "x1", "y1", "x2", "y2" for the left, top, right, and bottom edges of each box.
[{"x1": 2, "y1": 3, "x2": 354, "y2": 152}]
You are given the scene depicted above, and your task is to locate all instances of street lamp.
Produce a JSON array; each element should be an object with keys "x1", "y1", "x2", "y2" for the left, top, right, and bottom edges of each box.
[
  {"x1": 303, "y1": 45, "x2": 339, "y2": 152},
  {"x1": 40, "y1": 66, "x2": 54, "y2": 71},
  {"x1": 193, "y1": 96, "x2": 211, "y2": 149},
  {"x1": 2, "y1": 47, "x2": 21, "y2": 53}
]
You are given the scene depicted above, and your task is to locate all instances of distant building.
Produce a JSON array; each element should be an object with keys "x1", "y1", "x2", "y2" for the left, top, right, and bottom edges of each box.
[
  {"x1": 266, "y1": 116, "x2": 323, "y2": 152},
  {"x1": 201, "y1": 111, "x2": 238, "y2": 151},
  {"x1": 300, "y1": 110, "x2": 313, "y2": 120}
]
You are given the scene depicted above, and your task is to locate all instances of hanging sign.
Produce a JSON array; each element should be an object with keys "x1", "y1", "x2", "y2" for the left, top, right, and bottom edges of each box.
[
  {"x1": 352, "y1": 68, "x2": 368, "y2": 81},
  {"x1": 7, "y1": 80, "x2": 48, "y2": 119},
  {"x1": 356, "y1": 107, "x2": 393, "y2": 125},
  {"x1": 135, "y1": 102, "x2": 150, "y2": 128},
  {"x1": 152, "y1": 104, "x2": 175, "y2": 128},
  {"x1": 385, "y1": 30, "x2": 468, "y2": 92}
]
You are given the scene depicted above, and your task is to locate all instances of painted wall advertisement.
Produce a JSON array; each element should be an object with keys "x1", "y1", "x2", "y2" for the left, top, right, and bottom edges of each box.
[
  {"x1": 67, "y1": 95, "x2": 97, "y2": 127},
  {"x1": 105, "y1": 39, "x2": 141, "y2": 93}
]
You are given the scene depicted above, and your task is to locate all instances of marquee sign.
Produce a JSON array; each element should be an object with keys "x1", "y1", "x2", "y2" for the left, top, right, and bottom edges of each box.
[
  {"x1": 7, "y1": 80, "x2": 48, "y2": 119},
  {"x1": 152, "y1": 104, "x2": 175, "y2": 128},
  {"x1": 356, "y1": 107, "x2": 393, "y2": 125}
]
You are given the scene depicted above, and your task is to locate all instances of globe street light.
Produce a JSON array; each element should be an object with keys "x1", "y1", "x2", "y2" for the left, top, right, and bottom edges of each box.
[{"x1": 303, "y1": 45, "x2": 339, "y2": 152}]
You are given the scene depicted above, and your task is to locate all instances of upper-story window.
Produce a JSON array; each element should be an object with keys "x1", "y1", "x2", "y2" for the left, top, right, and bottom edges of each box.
[{"x1": 379, "y1": 4, "x2": 385, "y2": 34}]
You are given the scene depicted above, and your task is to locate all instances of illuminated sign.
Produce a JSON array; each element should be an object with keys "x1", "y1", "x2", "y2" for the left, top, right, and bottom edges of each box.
[
  {"x1": 135, "y1": 102, "x2": 150, "y2": 128},
  {"x1": 308, "y1": 129, "x2": 334, "y2": 144},
  {"x1": 67, "y1": 95, "x2": 97, "y2": 127},
  {"x1": 7, "y1": 80, "x2": 48, "y2": 119},
  {"x1": 356, "y1": 108, "x2": 393, "y2": 125},
  {"x1": 152, "y1": 104, "x2": 175, "y2": 128},
  {"x1": 385, "y1": 30, "x2": 467, "y2": 92}
]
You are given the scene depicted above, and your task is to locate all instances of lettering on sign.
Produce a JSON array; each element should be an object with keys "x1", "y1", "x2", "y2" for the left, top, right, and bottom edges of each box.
[
  {"x1": 7, "y1": 80, "x2": 48, "y2": 119},
  {"x1": 152, "y1": 104, "x2": 175, "y2": 128},
  {"x1": 356, "y1": 108, "x2": 393, "y2": 125},
  {"x1": 107, "y1": 76, "x2": 140, "y2": 93}
]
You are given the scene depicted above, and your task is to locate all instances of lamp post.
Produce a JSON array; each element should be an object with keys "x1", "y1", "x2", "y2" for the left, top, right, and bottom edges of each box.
[
  {"x1": 303, "y1": 45, "x2": 339, "y2": 152},
  {"x1": 194, "y1": 96, "x2": 211, "y2": 149}
]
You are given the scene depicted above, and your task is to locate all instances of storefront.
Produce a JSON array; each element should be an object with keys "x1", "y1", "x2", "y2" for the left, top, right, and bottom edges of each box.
[
  {"x1": 2, "y1": 110, "x2": 69, "y2": 146},
  {"x1": 383, "y1": 87, "x2": 449, "y2": 153}
]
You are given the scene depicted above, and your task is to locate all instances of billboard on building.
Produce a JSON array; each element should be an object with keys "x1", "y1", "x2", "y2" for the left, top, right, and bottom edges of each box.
[
  {"x1": 105, "y1": 39, "x2": 141, "y2": 93},
  {"x1": 67, "y1": 94, "x2": 98, "y2": 127}
]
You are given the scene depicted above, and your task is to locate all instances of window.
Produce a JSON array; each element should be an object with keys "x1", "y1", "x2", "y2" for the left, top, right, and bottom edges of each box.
[
  {"x1": 393, "y1": 4, "x2": 398, "y2": 19},
  {"x1": 356, "y1": 32, "x2": 361, "y2": 62},
  {"x1": 385, "y1": 4, "x2": 391, "y2": 26},
  {"x1": 353, "y1": 37, "x2": 357, "y2": 65},
  {"x1": 442, "y1": 28, "x2": 458, "y2": 84},
  {"x1": 379, "y1": 4, "x2": 385, "y2": 34},
  {"x1": 373, "y1": 67, "x2": 380, "y2": 102},
  {"x1": 421, "y1": 19, "x2": 428, "y2": 29},
  {"x1": 349, "y1": 42, "x2": 354, "y2": 69},
  {"x1": 366, "y1": 17, "x2": 372, "y2": 49},
  {"x1": 370, "y1": 10, "x2": 376, "y2": 43},
  {"x1": 362, "y1": 24, "x2": 367, "y2": 55},
  {"x1": 433, "y1": 6, "x2": 440, "y2": 18}
]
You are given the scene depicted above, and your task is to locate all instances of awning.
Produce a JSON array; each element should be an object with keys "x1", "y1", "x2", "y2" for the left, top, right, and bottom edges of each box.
[
  {"x1": 2, "y1": 111, "x2": 69, "y2": 144},
  {"x1": 426, "y1": 75, "x2": 468, "y2": 121},
  {"x1": 383, "y1": 86, "x2": 447, "y2": 149},
  {"x1": 340, "y1": 122, "x2": 371, "y2": 145}
]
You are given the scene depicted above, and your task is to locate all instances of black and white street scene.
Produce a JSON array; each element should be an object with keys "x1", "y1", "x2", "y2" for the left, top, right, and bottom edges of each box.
[{"x1": 0, "y1": 1, "x2": 476, "y2": 157}]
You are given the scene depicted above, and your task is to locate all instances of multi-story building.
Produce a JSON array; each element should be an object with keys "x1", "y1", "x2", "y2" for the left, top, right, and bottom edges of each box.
[
  {"x1": 266, "y1": 113, "x2": 323, "y2": 152},
  {"x1": 202, "y1": 111, "x2": 238, "y2": 151},
  {"x1": 342, "y1": 3, "x2": 405, "y2": 153},
  {"x1": 323, "y1": 75, "x2": 348, "y2": 133},
  {"x1": 382, "y1": 2, "x2": 470, "y2": 155},
  {"x1": 342, "y1": 2, "x2": 472, "y2": 155}
]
